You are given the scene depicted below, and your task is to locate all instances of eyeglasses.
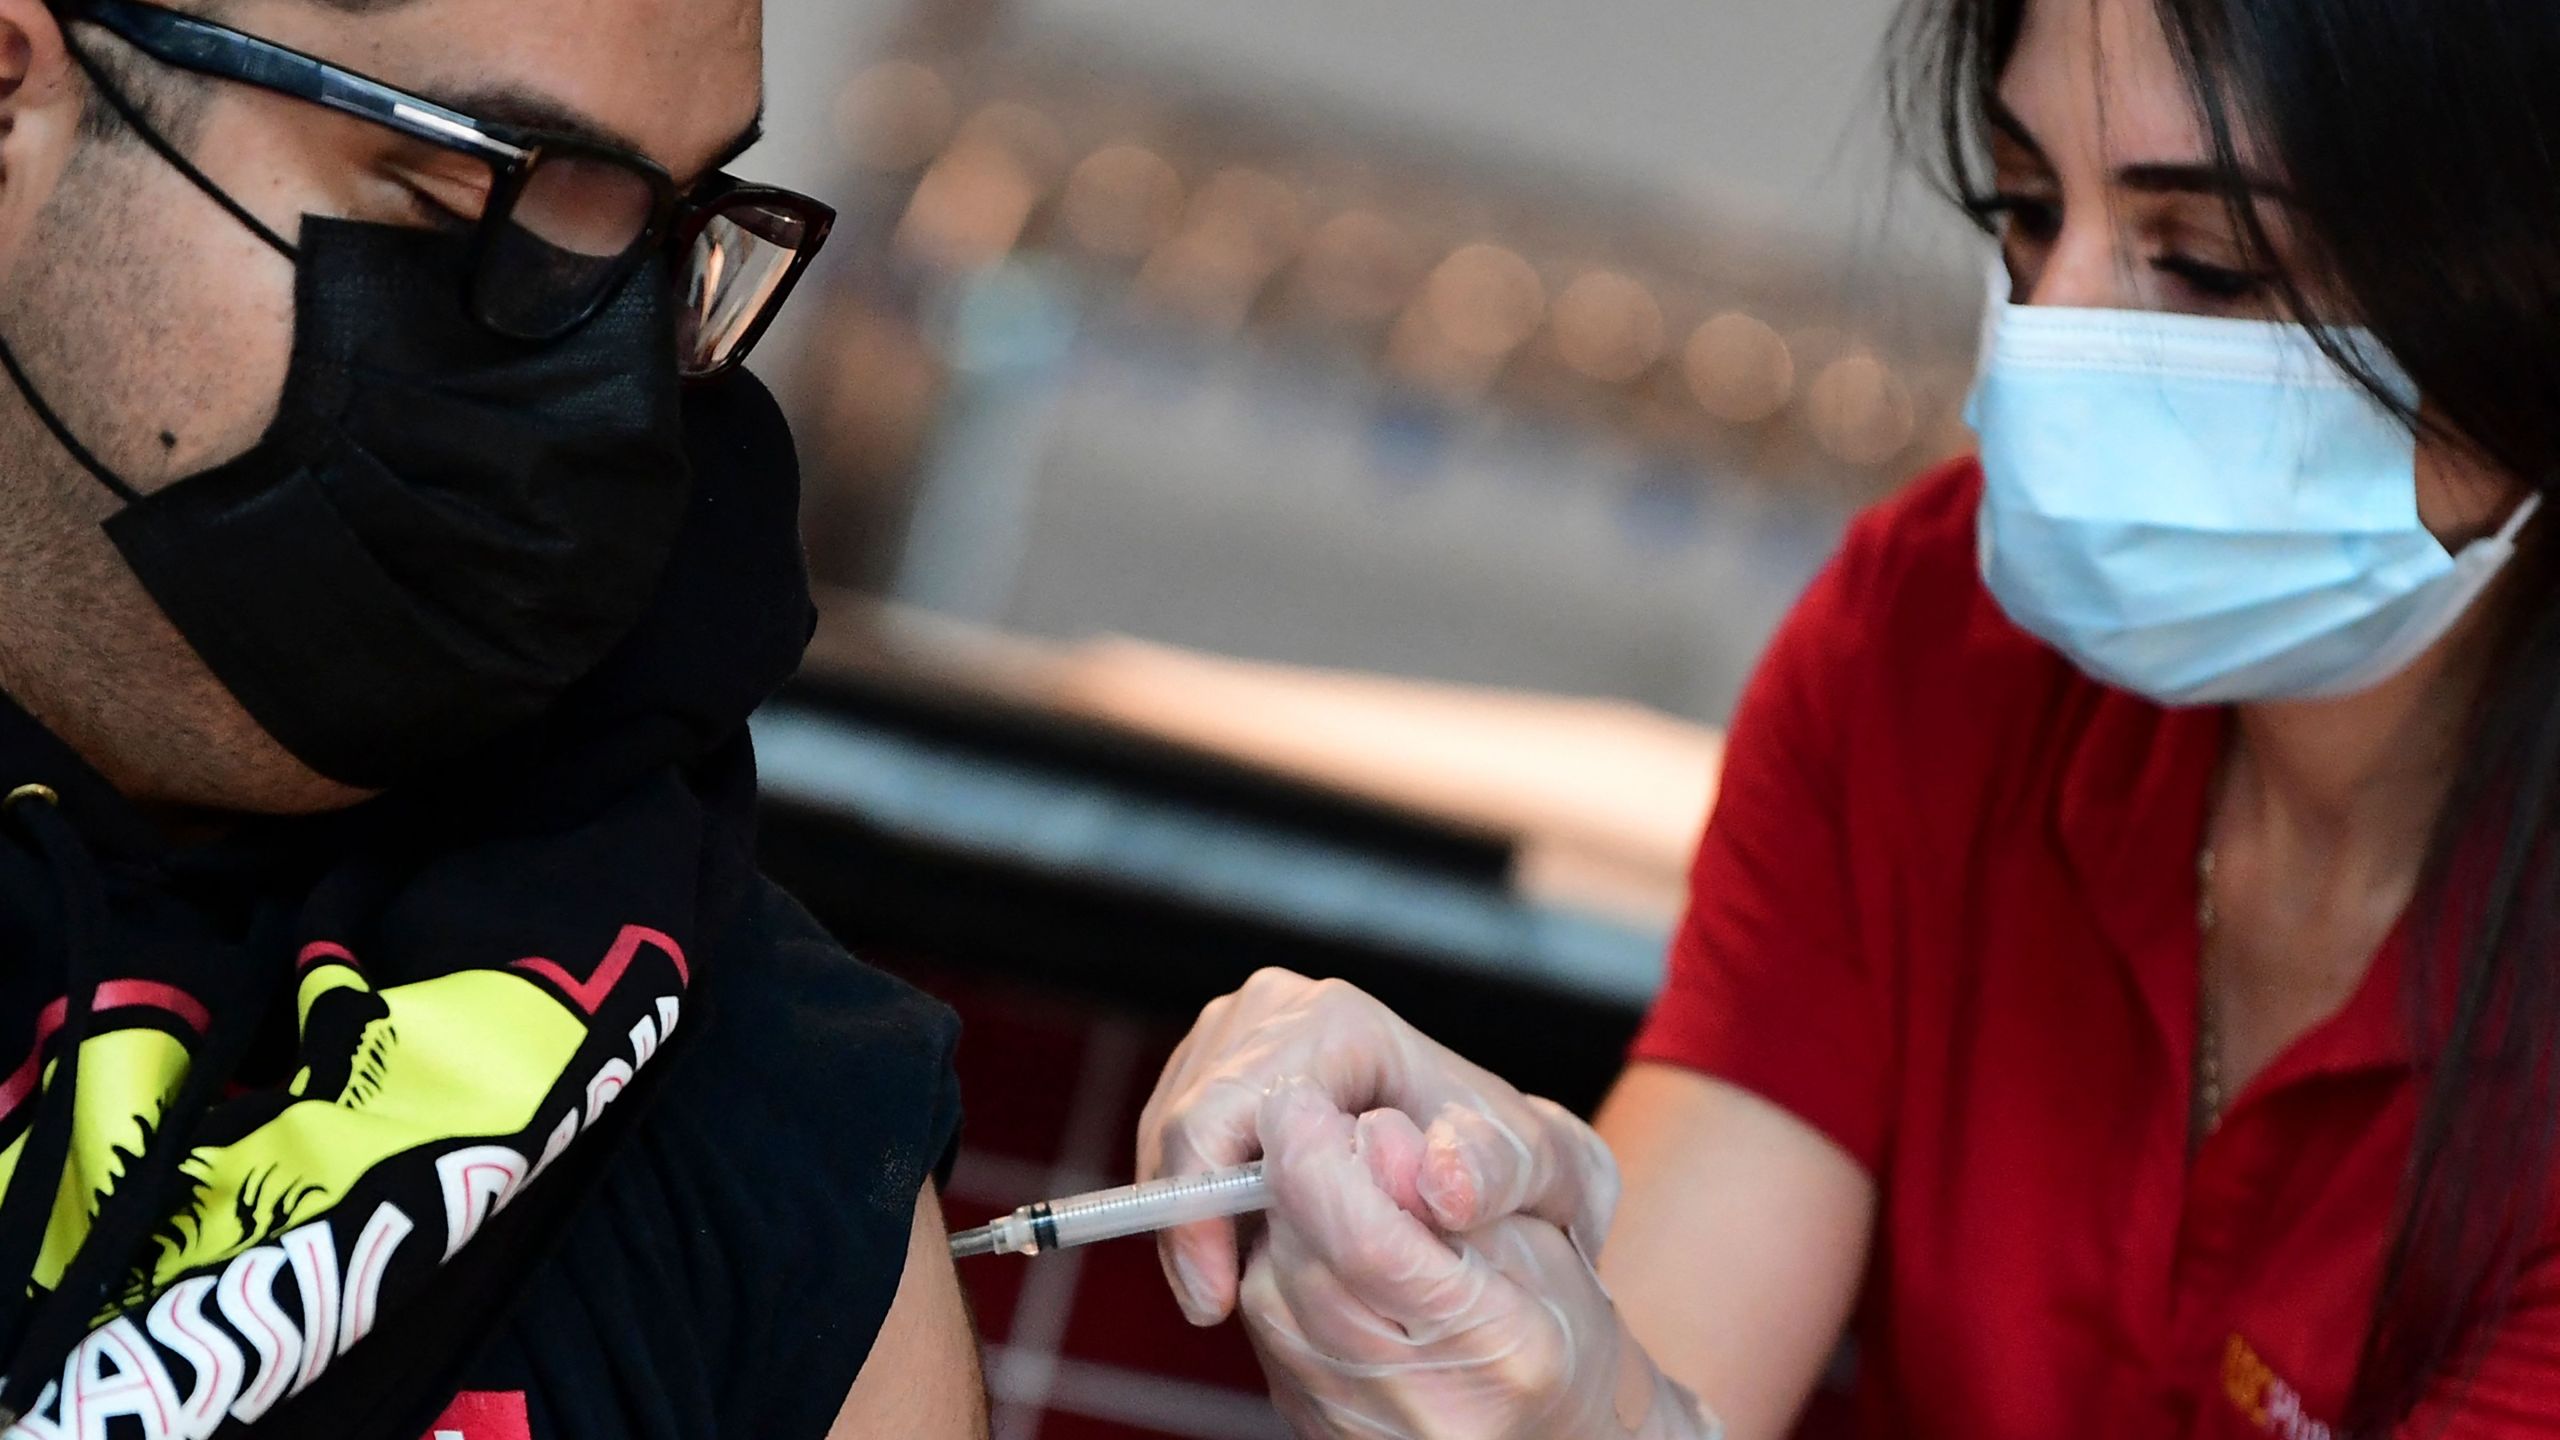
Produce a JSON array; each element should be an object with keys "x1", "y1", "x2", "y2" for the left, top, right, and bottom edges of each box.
[{"x1": 65, "y1": 0, "x2": 835, "y2": 379}]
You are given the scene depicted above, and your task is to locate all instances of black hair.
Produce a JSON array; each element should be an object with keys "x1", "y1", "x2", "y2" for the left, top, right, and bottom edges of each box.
[{"x1": 1889, "y1": 0, "x2": 2560, "y2": 1428}]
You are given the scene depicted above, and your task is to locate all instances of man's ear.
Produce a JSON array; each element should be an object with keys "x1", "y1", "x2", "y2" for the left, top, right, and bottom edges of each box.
[{"x1": 0, "y1": 0, "x2": 83, "y2": 249}]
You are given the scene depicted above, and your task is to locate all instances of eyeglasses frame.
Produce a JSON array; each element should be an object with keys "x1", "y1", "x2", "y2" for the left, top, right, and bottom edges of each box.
[
  {"x1": 60, "y1": 0, "x2": 835, "y2": 378},
  {"x1": 665, "y1": 172, "x2": 840, "y2": 382}
]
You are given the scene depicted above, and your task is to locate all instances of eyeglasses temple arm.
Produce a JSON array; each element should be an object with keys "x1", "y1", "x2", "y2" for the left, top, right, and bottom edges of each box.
[{"x1": 78, "y1": 0, "x2": 528, "y2": 165}]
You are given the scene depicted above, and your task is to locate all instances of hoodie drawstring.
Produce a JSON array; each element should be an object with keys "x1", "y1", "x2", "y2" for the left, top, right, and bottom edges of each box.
[
  {"x1": 0, "y1": 788, "x2": 267, "y2": 1426},
  {"x1": 0, "y1": 786, "x2": 108, "y2": 1425}
]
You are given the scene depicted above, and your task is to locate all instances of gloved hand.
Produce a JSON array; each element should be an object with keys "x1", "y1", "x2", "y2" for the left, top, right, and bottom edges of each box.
[
  {"x1": 1138, "y1": 969, "x2": 1619, "y2": 1325},
  {"x1": 1239, "y1": 1078, "x2": 1721, "y2": 1439},
  {"x1": 1136, "y1": 969, "x2": 1719, "y2": 1438}
]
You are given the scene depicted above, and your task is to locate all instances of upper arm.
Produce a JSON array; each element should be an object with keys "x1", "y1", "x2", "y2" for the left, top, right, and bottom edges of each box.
[
  {"x1": 1628, "y1": 508, "x2": 1898, "y2": 1173},
  {"x1": 831, "y1": 1182, "x2": 989, "y2": 1440},
  {"x1": 1596, "y1": 1063, "x2": 1874, "y2": 1440},
  {"x1": 1597, "y1": 511, "x2": 1908, "y2": 1436}
]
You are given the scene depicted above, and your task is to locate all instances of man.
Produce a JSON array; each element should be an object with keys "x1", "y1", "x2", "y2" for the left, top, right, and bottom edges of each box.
[{"x1": 0, "y1": 0, "x2": 986, "y2": 1435}]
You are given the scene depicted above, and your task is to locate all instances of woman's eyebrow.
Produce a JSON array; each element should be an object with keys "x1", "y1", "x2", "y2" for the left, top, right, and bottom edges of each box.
[
  {"x1": 2116, "y1": 161, "x2": 2294, "y2": 200},
  {"x1": 1983, "y1": 93, "x2": 2289, "y2": 200}
]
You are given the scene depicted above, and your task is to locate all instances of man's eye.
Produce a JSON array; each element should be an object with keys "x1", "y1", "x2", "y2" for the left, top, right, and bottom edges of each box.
[
  {"x1": 385, "y1": 162, "x2": 492, "y2": 231},
  {"x1": 398, "y1": 183, "x2": 475, "y2": 232}
]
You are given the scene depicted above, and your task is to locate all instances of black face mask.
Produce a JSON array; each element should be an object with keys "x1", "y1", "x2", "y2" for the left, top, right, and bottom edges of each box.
[
  {"x1": 0, "y1": 68, "x2": 697, "y2": 791},
  {"x1": 97, "y1": 219, "x2": 694, "y2": 789}
]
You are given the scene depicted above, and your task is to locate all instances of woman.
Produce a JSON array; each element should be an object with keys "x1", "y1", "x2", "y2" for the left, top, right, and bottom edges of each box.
[{"x1": 1133, "y1": 0, "x2": 2560, "y2": 1433}]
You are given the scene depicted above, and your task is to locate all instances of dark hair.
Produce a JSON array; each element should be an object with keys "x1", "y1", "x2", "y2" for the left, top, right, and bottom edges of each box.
[{"x1": 1889, "y1": 0, "x2": 2560, "y2": 1428}]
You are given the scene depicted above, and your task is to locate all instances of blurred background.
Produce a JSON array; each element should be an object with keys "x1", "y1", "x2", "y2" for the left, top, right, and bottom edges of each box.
[{"x1": 740, "y1": 0, "x2": 1986, "y2": 1433}]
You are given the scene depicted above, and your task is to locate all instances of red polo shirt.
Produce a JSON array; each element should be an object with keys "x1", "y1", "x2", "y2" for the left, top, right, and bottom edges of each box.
[{"x1": 1632, "y1": 459, "x2": 2560, "y2": 1438}]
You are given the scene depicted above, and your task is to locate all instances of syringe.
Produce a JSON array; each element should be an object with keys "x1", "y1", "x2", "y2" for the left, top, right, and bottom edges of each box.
[{"x1": 949, "y1": 1162, "x2": 1270, "y2": 1258}]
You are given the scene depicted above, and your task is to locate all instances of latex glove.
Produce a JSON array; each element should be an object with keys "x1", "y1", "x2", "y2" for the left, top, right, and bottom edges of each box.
[
  {"x1": 1240, "y1": 1079, "x2": 1721, "y2": 1440},
  {"x1": 1138, "y1": 969, "x2": 1619, "y2": 1325}
]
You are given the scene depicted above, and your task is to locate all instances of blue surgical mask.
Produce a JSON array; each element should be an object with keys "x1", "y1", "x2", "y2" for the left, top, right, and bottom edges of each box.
[{"x1": 1964, "y1": 284, "x2": 2538, "y2": 706}]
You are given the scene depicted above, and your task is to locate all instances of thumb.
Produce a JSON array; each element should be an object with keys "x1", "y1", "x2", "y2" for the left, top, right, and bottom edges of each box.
[
  {"x1": 1259, "y1": 1079, "x2": 1488, "y2": 1331},
  {"x1": 1417, "y1": 1097, "x2": 1620, "y2": 1259},
  {"x1": 1353, "y1": 1106, "x2": 1432, "y2": 1222}
]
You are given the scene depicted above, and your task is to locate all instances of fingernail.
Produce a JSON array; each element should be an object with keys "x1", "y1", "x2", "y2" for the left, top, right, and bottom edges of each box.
[
  {"x1": 1420, "y1": 1129, "x2": 1477, "y2": 1228},
  {"x1": 1171, "y1": 1252, "x2": 1220, "y2": 1327}
]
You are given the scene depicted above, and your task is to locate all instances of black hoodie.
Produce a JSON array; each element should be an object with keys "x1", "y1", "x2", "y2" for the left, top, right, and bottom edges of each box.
[{"x1": 0, "y1": 372, "x2": 962, "y2": 1439}]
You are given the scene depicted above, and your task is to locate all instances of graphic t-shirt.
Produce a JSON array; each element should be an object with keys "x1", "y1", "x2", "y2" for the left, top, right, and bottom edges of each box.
[
  {"x1": 0, "y1": 358, "x2": 947, "y2": 1440},
  {"x1": 420, "y1": 885, "x2": 961, "y2": 1440}
]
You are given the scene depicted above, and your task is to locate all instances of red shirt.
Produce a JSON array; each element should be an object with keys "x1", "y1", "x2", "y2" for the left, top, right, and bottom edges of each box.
[{"x1": 1632, "y1": 460, "x2": 2560, "y2": 1438}]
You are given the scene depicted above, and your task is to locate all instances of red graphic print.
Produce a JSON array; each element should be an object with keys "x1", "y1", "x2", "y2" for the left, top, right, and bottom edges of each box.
[
  {"x1": 420, "y1": 1390, "x2": 533, "y2": 1440},
  {"x1": 513, "y1": 924, "x2": 689, "y2": 1016}
]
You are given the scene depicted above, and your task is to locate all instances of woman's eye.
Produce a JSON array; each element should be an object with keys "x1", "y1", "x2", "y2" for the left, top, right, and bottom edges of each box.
[
  {"x1": 1966, "y1": 193, "x2": 2063, "y2": 246},
  {"x1": 2153, "y1": 254, "x2": 2271, "y2": 303}
]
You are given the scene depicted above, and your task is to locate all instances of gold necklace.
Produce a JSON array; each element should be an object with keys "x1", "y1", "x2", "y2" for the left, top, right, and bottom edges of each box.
[{"x1": 2195, "y1": 846, "x2": 2225, "y2": 1140}]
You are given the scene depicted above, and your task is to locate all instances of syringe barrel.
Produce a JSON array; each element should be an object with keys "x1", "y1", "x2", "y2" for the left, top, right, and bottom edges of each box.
[{"x1": 1041, "y1": 1163, "x2": 1270, "y2": 1249}]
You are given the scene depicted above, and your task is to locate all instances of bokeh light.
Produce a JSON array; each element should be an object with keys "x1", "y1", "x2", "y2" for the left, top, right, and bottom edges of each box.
[
  {"x1": 1805, "y1": 353, "x2": 1916, "y2": 466},
  {"x1": 1062, "y1": 145, "x2": 1188, "y2": 258},
  {"x1": 1682, "y1": 312, "x2": 1795, "y2": 423},
  {"x1": 1422, "y1": 244, "x2": 1547, "y2": 359},
  {"x1": 895, "y1": 139, "x2": 1040, "y2": 271},
  {"x1": 1551, "y1": 270, "x2": 1666, "y2": 382}
]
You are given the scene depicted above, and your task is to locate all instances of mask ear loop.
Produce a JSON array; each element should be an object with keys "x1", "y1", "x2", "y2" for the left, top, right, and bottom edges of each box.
[
  {"x1": 63, "y1": 39, "x2": 298, "y2": 262},
  {"x1": 2493, "y1": 490, "x2": 2545, "y2": 547},
  {"x1": 1, "y1": 36, "x2": 308, "y2": 505},
  {"x1": 0, "y1": 338, "x2": 139, "y2": 503}
]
